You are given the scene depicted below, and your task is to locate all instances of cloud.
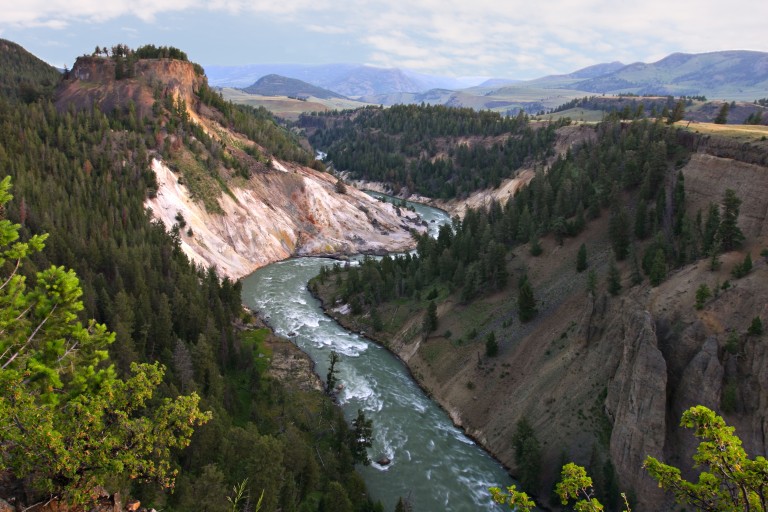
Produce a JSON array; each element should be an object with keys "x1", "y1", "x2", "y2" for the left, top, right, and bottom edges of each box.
[{"x1": 4, "y1": 0, "x2": 768, "y2": 77}]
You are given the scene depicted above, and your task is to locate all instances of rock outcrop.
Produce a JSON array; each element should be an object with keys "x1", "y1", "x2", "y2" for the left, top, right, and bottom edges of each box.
[
  {"x1": 605, "y1": 309, "x2": 667, "y2": 506},
  {"x1": 146, "y1": 158, "x2": 418, "y2": 279}
]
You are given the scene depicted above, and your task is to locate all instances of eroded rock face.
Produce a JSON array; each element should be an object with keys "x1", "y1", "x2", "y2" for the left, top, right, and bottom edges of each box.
[
  {"x1": 146, "y1": 158, "x2": 420, "y2": 279},
  {"x1": 605, "y1": 309, "x2": 667, "y2": 507}
]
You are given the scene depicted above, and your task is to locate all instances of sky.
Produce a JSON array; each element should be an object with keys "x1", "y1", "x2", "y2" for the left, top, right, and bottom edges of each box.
[{"x1": 1, "y1": 0, "x2": 767, "y2": 80}]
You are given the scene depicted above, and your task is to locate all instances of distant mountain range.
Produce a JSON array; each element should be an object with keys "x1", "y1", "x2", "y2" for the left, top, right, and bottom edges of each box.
[
  {"x1": 205, "y1": 63, "x2": 489, "y2": 96},
  {"x1": 209, "y1": 51, "x2": 768, "y2": 103},
  {"x1": 242, "y1": 74, "x2": 347, "y2": 100}
]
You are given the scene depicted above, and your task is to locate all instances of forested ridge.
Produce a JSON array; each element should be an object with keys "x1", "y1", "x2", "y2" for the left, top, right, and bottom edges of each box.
[
  {"x1": 301, "y1": 104, "x2": 568, "y2": 199},
  {"x1": 0, "y1": 39, "x2": 61, "y2": 102},
  {"x1": 0, "y1": 43, "x2": 381, "y2": 512},
  {"x1": 313, "y1": 118, "x2": 701, "y2": 320}
]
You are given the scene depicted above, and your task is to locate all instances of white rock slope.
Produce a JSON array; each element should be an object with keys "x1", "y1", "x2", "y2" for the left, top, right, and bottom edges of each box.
[{"x1": 146, "y1": 158, "x2": 421, "y2": 279}]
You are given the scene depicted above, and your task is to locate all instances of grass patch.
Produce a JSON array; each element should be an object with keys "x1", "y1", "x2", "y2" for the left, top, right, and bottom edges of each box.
[
  {"x1": 678, "y1": 121, "x2": 768, "y2": 143},
  {"x1": 171, "y1": 149, "x2": 225, "y2": 213}
]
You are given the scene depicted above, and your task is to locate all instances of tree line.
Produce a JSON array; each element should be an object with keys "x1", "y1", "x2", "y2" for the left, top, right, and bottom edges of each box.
[{"x1": 301, "y1": 104, "x2": 569, "y2": 199}]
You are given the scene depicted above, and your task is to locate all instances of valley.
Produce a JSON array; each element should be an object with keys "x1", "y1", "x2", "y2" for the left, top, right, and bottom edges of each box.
[{"x1": 1, "y1": 37, "x2": 768, "y2": 512}]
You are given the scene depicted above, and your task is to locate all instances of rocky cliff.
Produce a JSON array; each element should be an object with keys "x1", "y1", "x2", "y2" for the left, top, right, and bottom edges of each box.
[
  {"x1": 56, "y1": 55, "x2": 420, "y2": 278},
  {"x1": 146, "y1": 157, "x2": 418, "y2": 279}
]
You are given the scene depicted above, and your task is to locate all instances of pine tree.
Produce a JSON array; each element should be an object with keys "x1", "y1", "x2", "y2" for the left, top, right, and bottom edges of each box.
[
  {"x1": 748, "y1": 316, "x2": 763, "y2": 336},
  {"x1": 326, "y1": 351, "x2": 340, "y2": 395},
  {"x1": 607, "y1": 260, "x2": 622, "y2": 296},
  {"x1": 423, "y1": 300, "x2": 438, "y2": 333},
  {"x1": 576, "y1": 243, "x2": 588, "y2": 273},
  {"x1": 485, "y1": 331, "x2": 499, "y2": 357},
  {"x1": 0, "y1": 177, "x2": 209, "y2": 504},
  {"x1": 714, "y1": 103, "x2": 730, "y2": 124},
  {"x1": 350, "y1": 409, "x2": 373, "y2": 465},
  {"x1": 587, "y1": 269, "x2": 598, "y2": 296},
  {"x1": 518, "y1": 276, "x2": 537, "y2": 323},
  {"x1": 718, "y1": 189, "x2": 744, "y2": 251},
  {"x1": 695, "y1": 284, "x2": 712, "y2": 310},
  {"x1": 649, "y1": 248, "x2": 667, "y2": 286},
  {"x1": 609, "y1": 206, "x2": 631, "y2": 261}
]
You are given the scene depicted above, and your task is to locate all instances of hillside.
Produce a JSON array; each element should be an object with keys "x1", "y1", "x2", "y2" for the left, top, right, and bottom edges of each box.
[
  {"x1": 55, "y1": 54, "x2": 418, "y2": 279},
  {"x1": 242, "y1": 73, "x2": 348, "y2": 100},
  {"x1": 301, "y1": 105, "x2": 569, "y2": 199},
  {"x1": 0, "y1": 38, "x2": 61, "y2": 101},
  {"x1": 308, "y1": 120, "x2": 768, "y2": 510}
]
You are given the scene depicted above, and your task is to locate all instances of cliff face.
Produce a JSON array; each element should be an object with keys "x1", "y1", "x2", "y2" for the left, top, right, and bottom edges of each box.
[
  {"x1": 146, "y1": 157, "x2": 418, "y2": 279},
  {"x1": 58, "y1": 56, "x2": 204, "y2": 119}
]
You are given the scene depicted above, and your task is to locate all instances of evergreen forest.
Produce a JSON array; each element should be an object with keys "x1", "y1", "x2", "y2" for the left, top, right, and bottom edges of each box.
[
  {"x1": 0, "y1": 43, "x2": 381, "y2": 512},
  {"x1": 301, "y1": 105, "x2": 569, "y2": 199}
]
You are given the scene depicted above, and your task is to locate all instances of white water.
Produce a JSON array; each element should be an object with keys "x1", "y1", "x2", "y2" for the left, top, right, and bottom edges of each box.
[{"x1": 241, "y1": 196, "x2": 512, "y2": 511}]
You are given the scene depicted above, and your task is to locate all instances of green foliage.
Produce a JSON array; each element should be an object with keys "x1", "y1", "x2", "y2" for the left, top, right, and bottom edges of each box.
[
  {"x1": 518, "y1": 276, "x2": 537, "y2": 323},
  {"x1": 490, "y1": 484, "x2": 536, "y2": 511},
  {"x1": 609, "y1": 207, "x2": 631, "y2": 261},
  {"x1": 0, "y1": 177, "x2": 210, "y2": 503},
  {"x1": 587, "y1": 269, "x2": 598, "y2": 296},
  {"x1": 326, "y1": 350, "x2": 340, "y2": 395},
  {"x1": 718, "y1": 189, "x2": 744, "y2": 252},
  {"x1": 644, "y1": 405, "x2": 768, "y2": 512},
  {"x1": 714, "y1": 103, "x2": 730, "y2": 124},
  {"x1": 350, "y1": 409, "x2": 374, "y2": 466},
  {"x1": 485, "y1": 330, "x2": 499, "y2": 357},
  {"x1": 577, "y1": 243, "x2": 588, "y2": 272},
  {"x1": 423, "y1": 300, "x2": 438, "y2": 333},
  {"x1": 556, "y1": 463, "x2": 605, "y2": 511},
  {"x1": 304, "y1": 105, "x2": 567, "y2": 199},
  {"x1": 695, "y1": 283, "x2": 712, "y2": 310},
  {"x1": 0, "y1": 38, "x2": 60, "y2": 102},
  {"x1": 731, "y1": 252, "x2": 752, "y2": 278},
  {"x1": 668, "y1": 99, "x2": 686, "y2": 124},
  {"x1": 748, "y1": 316, "x2": 764, "y2": 336},
  {"x1": 511, "y1": 418, "x2": 542, "y2": 492},
  {"x1": 607, "y1": 260, "x2": 622, "y2": 296},
  {"x1": 529, "y1": 237, "x2": 543, "y2": 256},
  {"x1": 649, "y1": 248, "x2": 668, "y2": 286}
]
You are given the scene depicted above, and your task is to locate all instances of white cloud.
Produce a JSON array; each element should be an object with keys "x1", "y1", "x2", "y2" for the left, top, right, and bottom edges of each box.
[{"x1": 3, "y1": 0, "x2": 767, "y2": 77}]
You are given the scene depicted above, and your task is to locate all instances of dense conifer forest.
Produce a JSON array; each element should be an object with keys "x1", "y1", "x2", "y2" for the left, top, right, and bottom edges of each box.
[
  {"x1": 301, "y1": 105, "x2": 569, "y2": 199},
  {"x1": 311, "y1": 117, "x2": 737, "y2": 341},
  {"x1": 0, "y1": 43, "x2": 381, "y2": 512}
]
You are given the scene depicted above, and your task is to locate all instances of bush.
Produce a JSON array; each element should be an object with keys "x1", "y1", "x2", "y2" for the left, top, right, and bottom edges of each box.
[
  {"x1": 695, "y1": 284, "x2": 711, "y2": 310},
  {"x1": 485, "y1": 331, "x2": 499, "y2": 357}
]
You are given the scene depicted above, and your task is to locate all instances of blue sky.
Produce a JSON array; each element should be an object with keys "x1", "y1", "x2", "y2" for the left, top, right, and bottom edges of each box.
[{"x1": 2, "y1": 0, "x2": 767, "y2": 80}]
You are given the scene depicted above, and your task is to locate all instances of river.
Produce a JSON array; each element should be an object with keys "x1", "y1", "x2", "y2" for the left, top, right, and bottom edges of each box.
[{"x1": 240, "y1": 195, "x2": 512, "y2": 511}]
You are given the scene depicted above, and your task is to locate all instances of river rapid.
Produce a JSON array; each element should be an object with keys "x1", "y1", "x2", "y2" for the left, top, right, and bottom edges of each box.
[{"x1": 241, "y1": 194, "x2": 512, "y2": 511}]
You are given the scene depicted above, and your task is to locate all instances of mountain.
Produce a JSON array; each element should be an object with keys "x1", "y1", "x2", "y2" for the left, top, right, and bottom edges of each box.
[
  {"x1": 572, "y1": 50, "x2": 768, "y2": 99},
  {"x1": 205, "y1": 63, "x2": 491, "y2": 97},
  {"x1": 241, "y1": 73, "x2": 348, "y2": 99},
  {"x1": 0, "y1": 38, "x2": 61, "y2": 101},
  {"x1": 518, "y1": 60, "x2": 625, "y2": 88}
]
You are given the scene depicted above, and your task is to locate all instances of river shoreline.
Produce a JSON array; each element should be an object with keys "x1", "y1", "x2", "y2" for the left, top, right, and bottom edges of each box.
[{"x1": 305, "y1": 282, "x2": 516, "y2": 481}]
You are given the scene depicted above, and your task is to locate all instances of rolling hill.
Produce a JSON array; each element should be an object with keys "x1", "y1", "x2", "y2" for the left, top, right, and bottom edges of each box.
[
  {"x1": 570, "y1": 50, "x2": 768, "y2": 100},
  {"x1": 242, "y1": 73, "x2": 348, "y2": 99}
]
